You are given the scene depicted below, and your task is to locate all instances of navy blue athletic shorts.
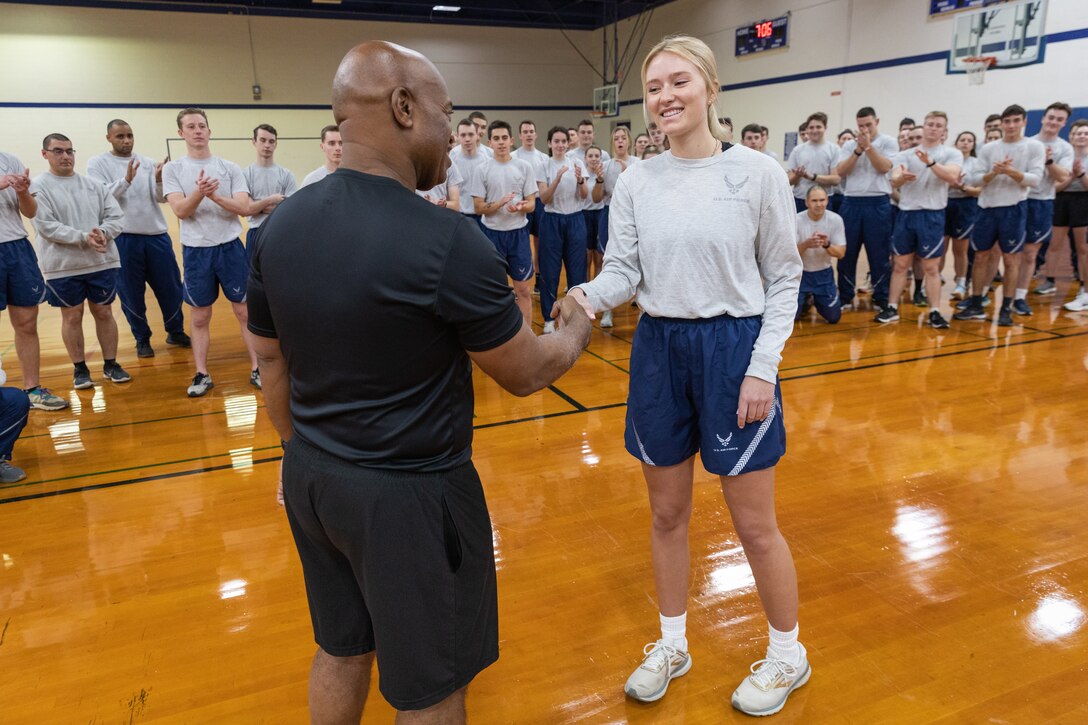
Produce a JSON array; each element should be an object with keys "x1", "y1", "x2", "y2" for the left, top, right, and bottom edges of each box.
[
  {"x1": 45, "y1": 268, "x2": 118, "y2": 307},
  {"x1": 597, "y1": 205, "x2": 611, "y2": 253},
  {"x1": 892, "y1": 209, "x2": 946, "y2": 258},
  {"x1": 182, "y1": 239, "x2": 248, "y2": 307},
  {"x1": 944, "y1": 197, "x2": 979, "y2": 240},
  {"x1": 972, "y1": 202, "x2": 1026, "y2": 254},
  {"x1": 583, "y1": 208, "x2": 603, "y2": 252},
  {"x1": 481, "y1": 225, "x2": 533, "y2": 282},
  {"x1": 1025, "y1": 199, "x2": 1054, "y2": 245},
  {"x1": 0, "y1": 238, "x2": 47, "y2": 310},
  {"x1": 625, "y1": 313, "x2": 786, "y2": 477}
]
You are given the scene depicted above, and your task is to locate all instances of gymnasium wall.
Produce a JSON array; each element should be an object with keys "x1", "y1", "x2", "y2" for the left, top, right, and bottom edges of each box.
[
  {"x1": 607, "y1": 0, "x2": 1088, "y2": 155},
  {"x1": 0, "y1": 2, "x2": 601, "y2": 185}
]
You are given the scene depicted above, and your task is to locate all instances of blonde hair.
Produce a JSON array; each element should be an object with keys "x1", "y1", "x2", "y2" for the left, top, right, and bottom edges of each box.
[
  {"x1": 611, "y1": 126, "x2": 632, "y2": 156},
  {"x1": 925, "y1": 111, "x2": 949, "y2": 124},
  {"x1": 640, "y1": 35, "x2": 728, "y2": 142}
]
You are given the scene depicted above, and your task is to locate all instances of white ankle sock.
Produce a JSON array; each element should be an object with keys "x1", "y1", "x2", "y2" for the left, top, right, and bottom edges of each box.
[
  {"x1": 955, "y1": 276, "x2": 966, "y2": 286},
  {"x1": 660, "y1": 612, "x2": 687, "y2": 651},
  {"x1": 767, "y1": 622, "x2": 802, "y2": 665},
  {"x1": 1015, "y1": 288, "x2": 1027, "y2": 300}
]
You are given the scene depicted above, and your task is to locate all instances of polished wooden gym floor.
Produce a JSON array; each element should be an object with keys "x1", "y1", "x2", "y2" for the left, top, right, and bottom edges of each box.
[{"x1": 1, "y1": 265, "x2": 1086, "y2": 723}]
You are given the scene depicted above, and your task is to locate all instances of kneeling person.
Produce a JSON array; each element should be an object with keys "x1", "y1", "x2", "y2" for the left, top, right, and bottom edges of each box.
[
  {"x1": 32, "y1": 134, "x2": 131, "y2": 388},
  {"x1": 796, "y1": 186, "x2": 845, "y2": 324},
  {"x1": 468, "y1": 120, "x2": 538, "y2": 325}
]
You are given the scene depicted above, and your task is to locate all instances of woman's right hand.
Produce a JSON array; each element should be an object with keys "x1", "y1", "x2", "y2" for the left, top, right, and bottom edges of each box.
[{"x1": 564, "y1": 287, "x2": 596, "y2": 320}]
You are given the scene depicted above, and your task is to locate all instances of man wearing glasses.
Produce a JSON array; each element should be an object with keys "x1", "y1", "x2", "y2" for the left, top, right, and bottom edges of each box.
[
  {"x1": 31, "y1": 134, "x2": 131, "y2": 390},
  {"x1": 1, "y1": 148, "x2": 69, "y2": 409}
]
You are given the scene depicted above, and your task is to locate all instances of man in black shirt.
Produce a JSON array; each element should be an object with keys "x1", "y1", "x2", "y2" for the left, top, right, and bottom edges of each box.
[{"x1": 248, "y1": 41, "x2": 591, "y2": 723}]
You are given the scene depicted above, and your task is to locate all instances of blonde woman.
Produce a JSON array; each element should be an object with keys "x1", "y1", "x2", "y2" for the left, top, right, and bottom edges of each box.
[{"x1": 567, "y1": 35, "x2": 806, "y2": 716}]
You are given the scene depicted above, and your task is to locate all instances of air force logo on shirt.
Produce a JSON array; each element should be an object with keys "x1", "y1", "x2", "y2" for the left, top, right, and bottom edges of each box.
[{"x1": 714, "y1": 175, "x2": 751, "y2": 203}]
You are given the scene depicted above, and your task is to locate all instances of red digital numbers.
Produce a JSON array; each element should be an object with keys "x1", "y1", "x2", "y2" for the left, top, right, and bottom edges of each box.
[{"x1": 756, "y1": 21, "x2": 773, "y2": 39}]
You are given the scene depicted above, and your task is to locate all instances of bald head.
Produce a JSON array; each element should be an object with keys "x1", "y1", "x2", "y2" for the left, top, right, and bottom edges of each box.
[{"x1": 332, "y1": 41, "x2": 454, "y2": 191}]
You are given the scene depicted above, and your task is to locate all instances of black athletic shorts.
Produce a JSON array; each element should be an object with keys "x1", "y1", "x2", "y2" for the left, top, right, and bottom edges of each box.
[
  {"x1": 282, "y1": 437, "x2": 499, "y2": 711},
  {"x1": 1054, "y1": 191, "x2": 1088, "y2": 228}
]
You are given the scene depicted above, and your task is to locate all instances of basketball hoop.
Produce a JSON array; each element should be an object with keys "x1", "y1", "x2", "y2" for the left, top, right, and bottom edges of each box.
[
  {"x1": 963, "y1": 56, "x2": 997, "y2": 86},
  {"x1": 590, "y1": 110, "x2": 607, "y2": 119}
]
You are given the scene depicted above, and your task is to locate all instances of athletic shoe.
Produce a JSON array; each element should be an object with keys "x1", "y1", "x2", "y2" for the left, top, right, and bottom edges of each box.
[
  {"x1": 0, "y1": 461, "x2": 26, "y2": 484},
  {"x1": 73, "y1": 367, "x2": 93, "y2": 390},
  {"x1": 166, "y1": 332, "x2": 192, "y2": 348},
  {"x1": 103, "y1": 362, "x2": 132, "y2": 384},
  {"x1": 953, "y1": 300, "x2": 986, "y2": 321},
  {"x1": 874, "y1": 305, "x2": 899, "y2": 323},
  {"x1": 873, "y1": 298, "x2": 889, "y2": 311},
  {"x1": 250, "y1": 368, "x2": 262, "y2": 389},
  {"x1": 912, "y1": 288, "x2": 928, "y2": 307},
  {"x1": 542, "y1": 321, "x2": 555, "y2": 334},
  {"x1": 840, "y1": 303, "x2": 855, "y2": 312},
  {"x1": 136, "y1": 340, "x2": 155, "y2": 358},
  {"x1": 1033, "y1": 280, "x2": 1057, "y2": 296},
  {"x1": 731, "y1": 647, "x2": 811, "y2": 717},
  {"x1": 1011, "y1": 299, "x2": 1033, "y2": 316},
  {"x1": 26, "y1": 387, "x2": 68, "y2": 411},
  {"x1": 187, "y1": 372, "x2": 214, "y2": 397},
  {"x1": 929, "y1": 310, "x2": 950, "y2": 329},
  {"x1": 1063, "y1": 292, "x2": 1088, "y2": 312},
  {"x1": 997, "y1": 306, "x2": 1014, "y2": 327},
  {"x1": 981, "y1": 294, "x2": 992, "y2": 308},
  {"x1": 951, "y1": 282, "x2": 967, "y2": 300},
  {"x1": 600, "y1": 310, "x2": 614, "y2": 328},
  {"x1": 624, "y1": 640, "x2": 692, "y2": 703}
]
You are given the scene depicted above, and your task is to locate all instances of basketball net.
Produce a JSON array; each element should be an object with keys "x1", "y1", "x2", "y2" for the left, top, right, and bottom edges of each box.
[{"x1": 964, "y1": 56, "x2": 996, "y2": 86}]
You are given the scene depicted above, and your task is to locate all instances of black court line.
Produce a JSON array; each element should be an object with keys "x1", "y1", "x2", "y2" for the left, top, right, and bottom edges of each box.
[
  {"x1": 583, "y1": 347, "x2": 630, "y2": 373},
  {"x1": 473, "y1": 402, "x2": 626, "y2": 431},
  {"x1": 782, "y1": 330, "x2": 1088, "y2": 382},
  {"x1": 19, "y1": 405, "x2": 264, "y2": 441},
  {"x1": 0, "y1": 455, "x2": 284, "y2": 505},
  {"x1": 547, "y1": 384, "x2": 587, "y2": 412}
]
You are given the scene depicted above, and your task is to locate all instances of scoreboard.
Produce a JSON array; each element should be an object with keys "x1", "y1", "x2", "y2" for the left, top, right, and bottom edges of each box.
[{"x1": 735, "y1": 15, "x2": 790, "y2": 56}]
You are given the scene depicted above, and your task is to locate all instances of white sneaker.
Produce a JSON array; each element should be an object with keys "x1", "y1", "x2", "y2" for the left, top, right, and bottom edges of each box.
[
  {"x1": 952, "y1": 282, "x2": 967, "y2": 300},
  {"x1": 1063, "y1": 292, "x2": 1088, "y2": 312},
  {"x1": 731, "y1": 647, "x2": 811, "y2": 717},
  {"x1": 624, "y1": 640, "x2": 692, "y2": 703},
  {"x1": 542, "y1": 321, "x2": 555, "y2": 334},
  {"x1": 600, "y1": 310, "x2": 613, "y2": 328}
]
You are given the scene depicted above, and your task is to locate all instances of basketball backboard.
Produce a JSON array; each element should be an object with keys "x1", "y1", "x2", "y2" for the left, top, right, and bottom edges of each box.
[{"x1": 948, "y1": 0, "x2": 1047, "y2": 72}]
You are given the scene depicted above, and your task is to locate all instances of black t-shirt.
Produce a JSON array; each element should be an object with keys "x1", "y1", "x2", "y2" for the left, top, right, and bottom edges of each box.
[{"x1": 248, "y1": 168, "x2": 523, "y2": 472}]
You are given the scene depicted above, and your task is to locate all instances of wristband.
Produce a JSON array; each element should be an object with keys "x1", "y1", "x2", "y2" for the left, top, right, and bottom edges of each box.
[
  {"x1": 577, "y1": 179, "x2": 585, "y2": 185},
  {"x1": 1045, "y1": 159, "x2": 1054, "y2": 166},
  {"x1": 854, "y1": 149, "x2": 863, "y2": 157},
  {"x1": 595, "y1": 176, "x2": 604, "y2": 183},
  {"x1": 926, "y1": 161, "x2": 935, "y2": 168},
  {"x1": 1079, "y1": 173, "x2": 1086, "y2": 179}
]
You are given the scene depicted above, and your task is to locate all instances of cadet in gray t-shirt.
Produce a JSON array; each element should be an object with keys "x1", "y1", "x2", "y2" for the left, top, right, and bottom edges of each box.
[
  {"x1": 163, "y1": 108, "x2": 263, "y2": 398},
  {"x1": 882, "y1": 113, "x2": 962, "y2": 328},
  {"x1": 300, "y1": 125, "x2": 342, "y2": 188},
  {"x1": 88, "y1": 119, "x2": 188, "y2": 357},
  {"x1": 795, "y1": 187, "x2": 845, "y2": 324},
  {"x1": 243, "y1": 124, "x2": 298, "y2": 257}
]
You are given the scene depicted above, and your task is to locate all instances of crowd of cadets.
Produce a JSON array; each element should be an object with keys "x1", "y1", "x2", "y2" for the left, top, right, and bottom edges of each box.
[{"x1": 0, "y1": 103, "x2": 1085, "y2": 480}]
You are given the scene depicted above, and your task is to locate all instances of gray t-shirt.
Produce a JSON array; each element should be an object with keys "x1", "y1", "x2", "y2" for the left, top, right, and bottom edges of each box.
[
  {"x1": 1066, "y1": 151, "x2": 1088, "y2": 193},
  {"x1": 541, "y1": 156, "x2": 589, "y2": 215},
  {"x1": 466, "y1": 157, "x2": 537, "y2": 232},
  {"x1": 86, "y1": 152, "x2": 168, "y2": 236},
  {"x1": 30, "y1": 172, "x2": 123, "y2": 280},
  {"x1": 891, "y1": 145, "x2": 961, "y2": 211},
  {"x1": 948, "y1": 155, "x2": 984, "y2": 199},
  {"x1": 571, "y1": 146, "x2": 611, "y2": 212},
  {"x1": 301, "y1": 165, "x2": 333, "y2": 188},
  {"x1": 449, "y1": 145, "x2": 491, "y2": 215},
  {"x1": 970, "y1": 138, "x2": 1046, "y2": 209},
  {"x1": 162, "y1": 155, "x2": 248, "y2": 247},
  {"x1": 838, "y1": 134, "x2": 899, "y2": 196},
  {"x1": 600, "y1": 156, "x2": 640, "y2": 206},
  {"x1": 576, "y1": 146, "x2": 802, "y2": 383},
  {"x1": 1028, "y1": 134, "x2": 1075, "y2": 201},
  {"x1": 786, "y1": 141, "x2": 840, "y2": 200},
  {"x1": 0, "y1": 152, "x2": 31, "y2": 243},
  {"x1": 417, "y1": 162, "x2": 463, "y2": 204},
  {"x1": 795, "y1": 210, "x2": 846, "y2": 273},
  {"x1": 244, "y1": 163, "x2": 298, "y2": 228},
  {"x1": 512, "y1": 146, "x2": 548, "y2": 185}
]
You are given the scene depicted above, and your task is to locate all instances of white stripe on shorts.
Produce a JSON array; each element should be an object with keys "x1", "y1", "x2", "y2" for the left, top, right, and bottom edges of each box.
[{"x1": 727, "y1": 397, "x2": 779, "y2": 477}]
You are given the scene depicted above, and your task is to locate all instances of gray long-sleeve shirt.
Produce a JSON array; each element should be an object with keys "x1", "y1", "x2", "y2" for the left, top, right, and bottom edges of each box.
[
  {"x1": 30, "y1": 172, "x2": 123, "y2": 280},
  {"x1": 575, "y1": 146, "x2": 802, "y2": 383}
]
